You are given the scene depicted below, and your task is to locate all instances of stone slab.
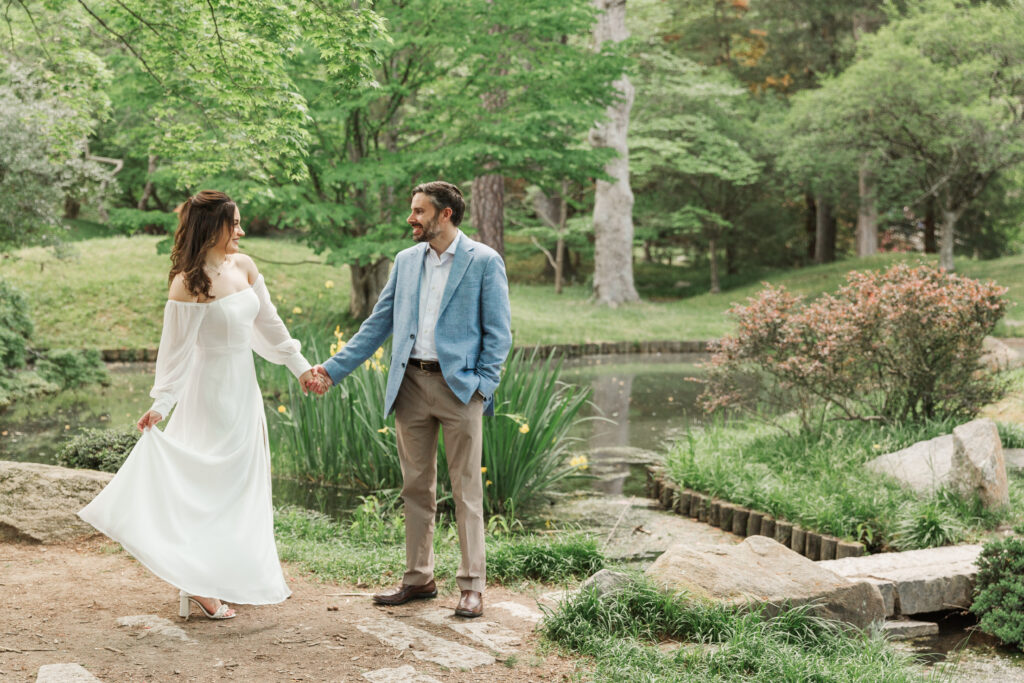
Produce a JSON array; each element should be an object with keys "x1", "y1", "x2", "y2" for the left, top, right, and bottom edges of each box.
[
  {"x1": 356, "y1": 616, "x2": 494, "y2": 669},
  {"x1": 882, "y1": 619, "x2": 939, "y2": 640},
  {"x1": 363, "y1": 666, "x2": 442, "y2": 683},
  {"x1": 418, "y1": 608, "x2": 522, "y2": 654},
  {"x1": 36, "y1": 664, "x2": 102, "y2": 683},
  {"x1": 116, "y1": 614, "x2": 194, "y2": 643},
  {"x1": 646, "y1": 536, "x2": 885, "y2": 630},
  {"x1": 818, "y1": 545, "x2": 982, "y2": 615},
  {"x1": 490, "y1": 601, "x2": 543, "y2": 624}
]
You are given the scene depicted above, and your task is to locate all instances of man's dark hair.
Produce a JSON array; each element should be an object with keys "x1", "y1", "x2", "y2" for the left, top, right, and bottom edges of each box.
[{"x1": 412, "y1": 181, "x2": 465, "y2": 226}]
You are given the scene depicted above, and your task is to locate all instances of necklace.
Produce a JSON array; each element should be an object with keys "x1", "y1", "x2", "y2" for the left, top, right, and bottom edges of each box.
[{"x1": 205, "y1": 256, "x2": 229, "y2": 277}]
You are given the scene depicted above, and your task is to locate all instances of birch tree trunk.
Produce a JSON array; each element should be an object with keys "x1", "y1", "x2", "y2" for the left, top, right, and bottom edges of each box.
[
  {"x1": 589, "y1": 0, "x2": 639, "y2": 307},
  {"x1": 708, "y1": 235, "x2": 720, "y2": 294},
  {"x1": 137, "y1": 155, "x2": 159, "y2": 211},
  {"x1": 939, "y1": 206, "x2": 961, "y2": 272},
  {"x1": 855, "y1": 161, "x2": 878, "y2": 257}
]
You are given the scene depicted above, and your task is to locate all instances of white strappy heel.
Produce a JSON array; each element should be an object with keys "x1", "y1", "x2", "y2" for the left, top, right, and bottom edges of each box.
[{"x1": 179, "y1": 590, "x2": 236, "y2": 620}]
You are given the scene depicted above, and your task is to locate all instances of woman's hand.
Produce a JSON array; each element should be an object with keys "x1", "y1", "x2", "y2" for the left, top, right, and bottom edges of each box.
[{"x1": 137, "y1": 410, "x2": 163, "y2": 432}]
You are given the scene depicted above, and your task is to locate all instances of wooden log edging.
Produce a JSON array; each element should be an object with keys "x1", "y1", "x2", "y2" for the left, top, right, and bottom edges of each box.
[
  {"x1": 644, "y1": 465, "x2": 866, "y2": 560},
  {"x1": 100, "y1": 339, "x2": 713, "y2": 364}
]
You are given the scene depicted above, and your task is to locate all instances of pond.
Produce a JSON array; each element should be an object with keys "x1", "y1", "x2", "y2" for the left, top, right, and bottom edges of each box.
[{"x1": 1, "y1": 353, "x2": 705, "y2": 510}]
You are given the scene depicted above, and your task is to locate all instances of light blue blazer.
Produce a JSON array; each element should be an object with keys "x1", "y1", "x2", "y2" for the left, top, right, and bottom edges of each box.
[{"x1": 322, "y1": 233, "x2": 513, "y2": 417}]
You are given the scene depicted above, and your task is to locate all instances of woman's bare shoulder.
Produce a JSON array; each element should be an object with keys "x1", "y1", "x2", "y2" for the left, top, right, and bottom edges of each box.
[
  {"x1": 233, "y1": 253, "x2": 259, "y2": 284},
  {"x1": 167, "y1": 273, "x2": 194, "y2": 302}
]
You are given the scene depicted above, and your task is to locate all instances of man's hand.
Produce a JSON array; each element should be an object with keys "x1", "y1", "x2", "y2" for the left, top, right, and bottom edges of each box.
[
  {"x1": 301, "y1": 365, "x2": 334, "y2": 395},
  {"x1": 137, "y1": 410, "x2": 163, "y2": 432}
]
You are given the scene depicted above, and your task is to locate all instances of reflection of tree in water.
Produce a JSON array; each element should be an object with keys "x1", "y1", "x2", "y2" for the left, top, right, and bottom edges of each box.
[{"x1": 587, "y1": 372, "x2": 634, "y2": 495}]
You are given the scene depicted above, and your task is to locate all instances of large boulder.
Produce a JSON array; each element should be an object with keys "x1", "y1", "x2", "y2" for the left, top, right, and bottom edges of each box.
[
  {"x1": 0, "y1": 461, "x2": 111, "y2": 543},
  {"x1": 865, "y1": 418, "x2": 1009, "y2": 508},
  {"x1": 980, "y1": 336, "x2": 1023, "y2": 372},
  {"x1": 952, "y1": 419, "x2": 1009, "y2": 507},
  {"x1": 865, "y1": 434, "x2": 954, "y2": 493},
  {"x1": 646, "y1": 535, "x2": 885, "y2": 630}
]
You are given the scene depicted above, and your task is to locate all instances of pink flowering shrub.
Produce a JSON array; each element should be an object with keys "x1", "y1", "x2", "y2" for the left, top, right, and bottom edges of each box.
[{"x1": 700, "y1": 263, "x2": 1008, "y2": 430}]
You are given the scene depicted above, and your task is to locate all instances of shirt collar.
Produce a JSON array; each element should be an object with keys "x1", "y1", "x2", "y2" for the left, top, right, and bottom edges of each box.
[{"x1": 423, "y1": 230, "x2": 462, "y2": 261}]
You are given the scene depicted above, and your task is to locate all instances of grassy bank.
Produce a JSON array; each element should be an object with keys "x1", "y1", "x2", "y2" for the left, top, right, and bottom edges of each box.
[
  {"x1": 541, "y1": 576, "x2": 925, "y2": 682},
  {"x1": 666, "y1": 415, "x2": 1024, "y2": 551},
  {"x1": 8, "y1": 235, "x2": 1024, "y2": 349}
]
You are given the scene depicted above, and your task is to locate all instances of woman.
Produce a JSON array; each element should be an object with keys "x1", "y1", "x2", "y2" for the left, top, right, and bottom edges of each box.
[{"x1": 80, "y1": 191, "x2": 319, "y2": 620}]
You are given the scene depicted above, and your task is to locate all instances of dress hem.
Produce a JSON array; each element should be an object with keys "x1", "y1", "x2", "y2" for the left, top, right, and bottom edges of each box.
[{"x1": 77, "y1": 511, "x2": 292, "y2": 606}]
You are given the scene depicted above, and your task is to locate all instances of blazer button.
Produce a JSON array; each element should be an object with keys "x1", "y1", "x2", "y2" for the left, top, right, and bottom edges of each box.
[
  {"x1": 401, "y1": 362, "x2": 406, "y2": 368},
  {"x1": 410, "y1": 334, "x2": 415, "y2": 339}
]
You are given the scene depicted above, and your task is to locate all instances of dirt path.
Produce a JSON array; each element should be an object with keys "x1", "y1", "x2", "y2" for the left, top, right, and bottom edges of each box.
[{"x1": 0, "y1": 539, "x2": 577, "y2": 682}]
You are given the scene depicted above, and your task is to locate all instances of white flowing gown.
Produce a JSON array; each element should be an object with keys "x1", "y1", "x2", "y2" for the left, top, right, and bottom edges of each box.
[{"x1": 79, "y1": 275, "x2": 310, "y2": 605}]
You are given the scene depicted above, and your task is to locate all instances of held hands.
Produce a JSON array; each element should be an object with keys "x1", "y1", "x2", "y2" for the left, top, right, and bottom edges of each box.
[
  {"x1": 300, "y1": 365, "x2": 333, "y2": 396},
  {"x1": 137, "y1": 410, "x2": 163, "y2": 432}
]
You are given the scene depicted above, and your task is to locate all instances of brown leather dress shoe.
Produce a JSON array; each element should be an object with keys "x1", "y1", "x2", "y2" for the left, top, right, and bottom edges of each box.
[
  {"x1": 372, "y1": 580, "x2": 437, "y2": 606},
  {"x1": 454, "y1": 590, "x2": 483, "y2": 618}
]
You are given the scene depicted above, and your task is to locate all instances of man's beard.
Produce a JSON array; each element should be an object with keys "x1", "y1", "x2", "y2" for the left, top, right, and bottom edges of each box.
[{"x1": 412, "y1": 214, "x2": 441, "y2": 243}]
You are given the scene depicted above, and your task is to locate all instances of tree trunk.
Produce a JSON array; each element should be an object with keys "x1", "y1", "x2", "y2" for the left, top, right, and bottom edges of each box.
[
  {"x1": 63, "y1": 197, "x2": 81, "y2": 220},
  {"x1": 554, "y1": 180, "x2": 568, "y2": 294},
  {"x1": 924, "y1": 201, "x2": 938, "y2": 253},
  {"x1": 589, "y1": 0, "x2": 639, "y2": 307},
  {"x1": 814, "y1": 196, "x2": 836, "y2": 264},
  {"x1": 471, "y1": 174, "x2": 504, "y2": 256},
  {"x1": 348, "y1": 259, "x2": 391, "y2": 318},
  {"x1": 709, "y1": 235, "x2": 721, "y2": 294},
  {"x1": 804, "y1": 193, "x2": 817, "y2": 261},
  {"x1": 939, "y1": 207, "x2": 961, "y2": 272},
  {"x1": 137, "y1": 155, "x2": 159, "y2": 211},
  {"x1": 855, "y1": 161, "x2": 878, "y2": 257}
]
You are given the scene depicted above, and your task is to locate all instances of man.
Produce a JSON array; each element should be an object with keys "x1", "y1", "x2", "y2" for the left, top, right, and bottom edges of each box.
[{"x1": 308, "y1": 181, "x2": 512, "y2": 618}]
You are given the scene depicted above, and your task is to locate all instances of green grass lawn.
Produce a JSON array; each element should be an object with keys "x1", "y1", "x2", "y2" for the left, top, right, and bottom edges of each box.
[{"x1": 6, "y1": 235, "x2": 1024, "y2": 349}]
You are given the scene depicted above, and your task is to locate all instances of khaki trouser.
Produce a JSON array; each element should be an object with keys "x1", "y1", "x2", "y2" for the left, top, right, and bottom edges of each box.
[{"x1": 394, "y1": 366, "x2": 485, "y2": 592}]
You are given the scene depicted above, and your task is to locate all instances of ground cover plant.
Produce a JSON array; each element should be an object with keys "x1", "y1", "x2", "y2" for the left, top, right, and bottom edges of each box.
[
  {"x1": 971, "y1": 537, "x2": 1024, "y2": 652},
  {"x1": 541, "y1": 575, "x2": 924, "y2": 682},
  {"x1": 666, "y1": 417, "x2": 1024, "y2": 551},
  {"x1": 273, "y1": 501, "x2": 604, "y2": 586}
]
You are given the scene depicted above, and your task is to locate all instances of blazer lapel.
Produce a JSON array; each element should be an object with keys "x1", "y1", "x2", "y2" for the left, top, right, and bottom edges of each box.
[
  {"x1": 438, "y1": 237, "x2": 474, "y2": 318},
  {"x1": 403, "y1": 245, "x2": 427, "y2": 323}
]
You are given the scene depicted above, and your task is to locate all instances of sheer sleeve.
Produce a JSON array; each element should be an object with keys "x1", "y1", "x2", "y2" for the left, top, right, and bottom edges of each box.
[
  {"x1": 149, "y1": 302, "x2": 208, "y2": 417},
  {"x1": 251, "y1": 275, "x2": 312, "y2": 379}
]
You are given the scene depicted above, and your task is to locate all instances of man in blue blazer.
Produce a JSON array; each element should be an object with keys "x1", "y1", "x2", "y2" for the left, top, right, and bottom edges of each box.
[{"x1": 310, "y1": 181, "x2": 512, "y2": 618}]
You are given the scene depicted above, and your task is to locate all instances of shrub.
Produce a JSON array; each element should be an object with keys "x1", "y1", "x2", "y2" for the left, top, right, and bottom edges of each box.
[
  {"x1": 971, "y1": 537, "x2": 1024, "y2": 652},
  {"x1": 701, "y1": 263, "x2": 1007, "y2": 431},
  {"x1": 58, "y1": 428, "x2": 140, "y2": 472},
  {"x1": 35, "y1": 348, "x2": 108, "y2": 389},
  {"x1": 0, "y1": 278, "x2": 33, "y2": 371}
]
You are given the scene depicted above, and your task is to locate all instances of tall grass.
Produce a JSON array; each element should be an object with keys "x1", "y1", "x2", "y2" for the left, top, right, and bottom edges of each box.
[
  {"x1": 265, "y1": 332, "x2": 595, "y2": 516},
  {"x1": 541, "y1": 576, "x2": 925, "y2": 682},
  {"x1": 667, "y1": 416, "x2": 1024, "y2": 550}
]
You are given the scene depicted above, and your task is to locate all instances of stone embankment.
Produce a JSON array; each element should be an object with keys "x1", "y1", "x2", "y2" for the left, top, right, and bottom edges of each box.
[{"x1": 645, "y1": 467, "x2": 866, "y2": 561}]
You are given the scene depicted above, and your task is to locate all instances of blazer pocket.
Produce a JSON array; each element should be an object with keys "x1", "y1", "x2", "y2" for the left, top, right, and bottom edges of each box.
[{"x1": 465, "y1": 354, "x2": 479, "y2": 370}]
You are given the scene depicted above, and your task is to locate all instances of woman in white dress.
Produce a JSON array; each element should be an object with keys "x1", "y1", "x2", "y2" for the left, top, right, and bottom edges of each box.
[{"x1": 79, "y1": 190, "x2": 319, "y2": 620}]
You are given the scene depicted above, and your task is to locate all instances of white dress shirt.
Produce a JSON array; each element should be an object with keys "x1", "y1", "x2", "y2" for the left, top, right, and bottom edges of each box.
[{"x1": 410, "y1": 231, "x2": 462, "y2": 361}]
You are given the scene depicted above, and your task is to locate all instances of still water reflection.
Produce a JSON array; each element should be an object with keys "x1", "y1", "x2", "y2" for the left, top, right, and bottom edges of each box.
[
  {"x1": 1, "y1": 353, "x2": 707, "y2": 506},
  {"x1": 560, "y1": 352, "x2": 707, "y2": 496}
]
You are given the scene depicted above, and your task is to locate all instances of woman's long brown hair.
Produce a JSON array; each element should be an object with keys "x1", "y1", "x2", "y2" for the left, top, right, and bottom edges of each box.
[{"x1": 169, "y1": 190, "x2": 237, "y2": 300}]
